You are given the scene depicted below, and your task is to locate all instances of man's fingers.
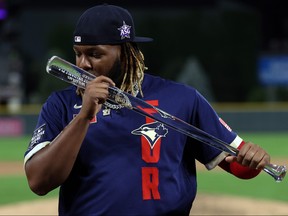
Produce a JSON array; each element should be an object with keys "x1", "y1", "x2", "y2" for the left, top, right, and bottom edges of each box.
[
  {"x1": 225, "y1": 155, "x2": 237, "y2": 163},
  {"x1": 236, "y1": 142, "x2": 270, "y2": 169},
  {"x1": 225, "y1": 142, "x2": 270, "y2": 170}
]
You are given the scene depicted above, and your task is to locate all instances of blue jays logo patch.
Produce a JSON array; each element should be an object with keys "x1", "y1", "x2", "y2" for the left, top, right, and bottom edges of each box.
[{"x1": 131, "y1": 122, "x2": 168, "y2": 149}]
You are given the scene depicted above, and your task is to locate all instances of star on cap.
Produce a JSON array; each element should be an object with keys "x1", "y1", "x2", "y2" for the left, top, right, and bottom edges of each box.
[{"x1": 118, "y1": 21, "x2": 131, "y2": 39}]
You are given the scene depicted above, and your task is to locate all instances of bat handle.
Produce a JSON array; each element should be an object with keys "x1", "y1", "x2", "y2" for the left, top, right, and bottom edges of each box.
[{"x1": 263, "y1": 164, "x2": 286, "y2": 182}]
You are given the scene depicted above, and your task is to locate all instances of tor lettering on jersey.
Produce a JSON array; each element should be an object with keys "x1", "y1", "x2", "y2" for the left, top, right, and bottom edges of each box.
[{"x1": 131, "y1": 100, "x2": 168, "y2": 200}]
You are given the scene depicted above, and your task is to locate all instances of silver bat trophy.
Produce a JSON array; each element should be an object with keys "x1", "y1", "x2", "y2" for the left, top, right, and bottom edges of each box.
[{"x1": 46, "y1": 55, "x2": 286, "y2": 182}]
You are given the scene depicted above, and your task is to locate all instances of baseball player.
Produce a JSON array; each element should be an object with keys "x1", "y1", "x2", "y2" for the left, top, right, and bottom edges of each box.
[{"x1": 24, "y1": 4, "x2": 270, "y2": 215}]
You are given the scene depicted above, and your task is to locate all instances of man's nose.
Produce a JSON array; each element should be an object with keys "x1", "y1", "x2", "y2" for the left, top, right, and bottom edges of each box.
[{"x1": 78, "y1": 56, "x2": 92, "y2": 70}]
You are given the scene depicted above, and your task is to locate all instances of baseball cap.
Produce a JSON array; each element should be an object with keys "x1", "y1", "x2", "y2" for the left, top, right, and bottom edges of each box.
[{"x1": 73, "y1": 4, "x2": 153, "y2": 45}]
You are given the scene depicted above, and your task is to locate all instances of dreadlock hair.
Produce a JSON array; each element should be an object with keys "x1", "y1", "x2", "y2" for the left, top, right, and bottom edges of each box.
[
  {"x1": 76, "y1": 42, "x2": 147, "y2": 97},
  {"x1": 119, "y1": 42, "x2": 147, "y2": 97}
]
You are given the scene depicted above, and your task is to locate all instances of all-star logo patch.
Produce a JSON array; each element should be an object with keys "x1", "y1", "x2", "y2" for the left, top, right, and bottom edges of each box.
[
  {"x1": 29, "y1": 124, "x2": 46, "y2": 148},
  {"x1": 118, "y1": 21, "x2": 131, "y2": 40}
]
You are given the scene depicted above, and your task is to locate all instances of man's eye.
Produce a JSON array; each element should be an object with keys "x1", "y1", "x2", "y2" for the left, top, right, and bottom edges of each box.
[{"x1": 91, "y1": 53, "x2": 102, "y2": 58}]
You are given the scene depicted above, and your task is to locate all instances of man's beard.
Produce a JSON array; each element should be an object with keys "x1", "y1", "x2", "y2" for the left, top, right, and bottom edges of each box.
[{"x1": 108, "y1": 58, "x2": 123, "y2": 88}]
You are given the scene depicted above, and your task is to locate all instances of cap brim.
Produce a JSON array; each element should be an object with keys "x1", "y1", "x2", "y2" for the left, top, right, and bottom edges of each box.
[{"x1": 133, "y1": 36, "x2": 153, "y2": 43}]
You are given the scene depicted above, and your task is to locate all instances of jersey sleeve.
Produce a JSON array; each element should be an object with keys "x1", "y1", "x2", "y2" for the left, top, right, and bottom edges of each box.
[
  {"x1": 189, "y1": 90, "x2": 241, "y2": 170},
  {"x1": 24, "y1": 92, "x2": 66, "y2": 164}
]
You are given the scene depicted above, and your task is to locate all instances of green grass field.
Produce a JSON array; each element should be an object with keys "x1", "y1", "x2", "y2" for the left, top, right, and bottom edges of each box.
[
  {"x1": 0, "y1": 136, "x2": 31, "y2": 161},
  {"x1": 0, "y1": 136, "x2": 58, "y2": 205},
  {"x1": 0, "y1": 133, "x2": 287, "y2": 205}
]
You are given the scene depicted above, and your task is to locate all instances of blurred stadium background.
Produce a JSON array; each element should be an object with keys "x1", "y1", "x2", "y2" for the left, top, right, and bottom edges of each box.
[
  {"x1": 0, "y1": 0, "x2": 287, "y2": 214},
  {"x1": 1, "y1": 0, "x2": 288, "y2": 136}
]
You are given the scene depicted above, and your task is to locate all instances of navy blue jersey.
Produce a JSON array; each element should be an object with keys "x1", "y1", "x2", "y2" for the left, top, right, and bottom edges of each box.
[{"x1": 24, "y1": 74, "x2": 241, "y2": 215}]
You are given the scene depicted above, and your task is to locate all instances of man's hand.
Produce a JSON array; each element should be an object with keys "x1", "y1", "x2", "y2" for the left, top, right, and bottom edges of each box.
[
  {"x1": 225, "y1": 142, "x2": 270, "y2": 170},
  {"x1": 79, "y1": 75, "x2": 115, "y2": 120}
]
